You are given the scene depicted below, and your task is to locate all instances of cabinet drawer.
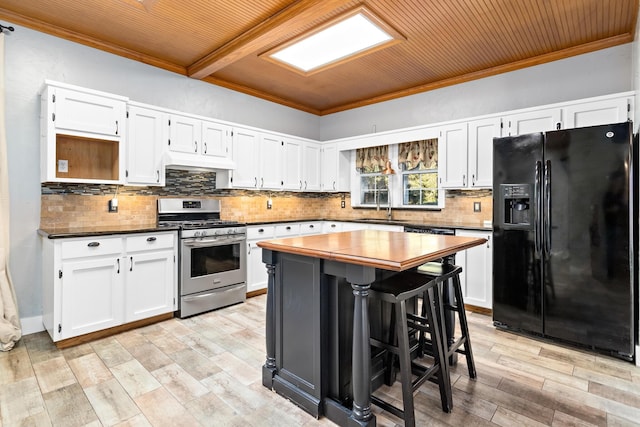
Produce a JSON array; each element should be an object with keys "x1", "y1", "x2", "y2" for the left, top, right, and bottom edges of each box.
[
  {"x1": 61, "y1": 237, "x2": 123, "y2": 259},
  {"x1": 299, "y1": 222, "x2": 322, "y2": 235},
  {"x1": 126, "y1": 232, "x2": 175, "y2": 252},
  {"x1": 275, "y1": 223, "x2": 300, "y2": 237},
  {"x1": 247, "y1": 226, "x2": 275, "y2": 240}
]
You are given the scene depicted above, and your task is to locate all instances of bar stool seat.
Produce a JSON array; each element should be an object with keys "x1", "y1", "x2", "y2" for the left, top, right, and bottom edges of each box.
[
  {"x1": 416, "y1": 261, "x2": 477, "y2": 379},
  {"x1": 369, "y1": 270, "x2": 452, "y2": 426}
]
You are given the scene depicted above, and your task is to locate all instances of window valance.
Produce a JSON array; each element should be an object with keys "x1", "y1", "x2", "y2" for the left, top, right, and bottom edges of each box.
[
  {"x1": 355, "y1": 145, "x2": 389, "y2": 173},
  {"x1": 397, "y1": 139, "x2": 438, "y2": 171}
]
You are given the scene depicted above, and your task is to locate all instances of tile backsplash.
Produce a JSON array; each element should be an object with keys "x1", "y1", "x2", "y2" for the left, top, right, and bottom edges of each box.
[{"x1": 40, "y1": 171, "x2": 492, "y2": 229}]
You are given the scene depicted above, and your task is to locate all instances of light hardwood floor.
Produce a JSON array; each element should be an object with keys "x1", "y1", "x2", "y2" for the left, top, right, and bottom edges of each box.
[{"x1": 1, "y1": 295, "x2": 639, "y2": 426}]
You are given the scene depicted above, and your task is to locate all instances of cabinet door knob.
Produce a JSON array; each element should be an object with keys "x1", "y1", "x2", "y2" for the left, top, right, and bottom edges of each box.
[
  {"x1": 87, "y1": 242, "x2": 100, "y2": 247},
  {"x1": 147, "y1": 237, "x2": 157, "y2": 242}
]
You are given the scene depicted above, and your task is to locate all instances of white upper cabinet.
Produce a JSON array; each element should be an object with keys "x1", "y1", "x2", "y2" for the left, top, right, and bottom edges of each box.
[
  {"x1": 126, "y1": 103, "x2": 165, "y2": 186},
  {"x1": 563, "y1": 97, "x2": 631, "y2": 129},
  {"x1": 283, "y1": 137, "x2": 303, "y2": 190},
  {"x1": 231, "y1": 128, "x2": 283, "y2": 189},
  {"x1": 438, "y1": 123, "x2": 468, "y2": 188},
  {"x1": 321, "y1": 143, "x2": 351, "y2": 192},
  {"x1": 49, "y1": 85, "x2": 126, "y2": 138},
  {"x1": 321, "y1": 143, "x2": 339, "y2": 192},
  {"x1": 168, "y1": 113, "x2": 201, "y2": 154},
  {"x1": 502, "y1": 107, "x2": 562, "y2": 136},
  {"x1": 231, "y1": 127, "x2": 261, "y2": 188},
  {"x1": 202, "y1": 120, "x2": 231, "y2": 158},
  {"x1": 302, "y1": 141, "x2": 322, "y2": 191},
  {"x1": 467, "y1": 117, "x2": 501, "y2": 188},
  {"x1": 40, "y1": 81, "x2": 127, "y2": 184},
  {"x1": 260, "y1": 133, "x2": 284, "y2": 189}
]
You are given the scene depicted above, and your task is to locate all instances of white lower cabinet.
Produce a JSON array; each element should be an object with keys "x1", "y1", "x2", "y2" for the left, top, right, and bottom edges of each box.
[
  {"x1": 246, "y1": 225, "x2": 275, "y2": 293},
  {"x1": 124, "y1": 233, "x2": 176, "y2": 322},
  {"x1": 42, "y1": 231, "x2": 177, "y2": 342},
  {"x1": 60, "y1": 254, "x2": 124, "y2": 339},
  {"x1": 455, "y1": 230, "x2": 492, "y2": 310}
]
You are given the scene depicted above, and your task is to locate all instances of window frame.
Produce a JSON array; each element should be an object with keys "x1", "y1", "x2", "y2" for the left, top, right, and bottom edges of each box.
[{"x1": 351, "y1": 142, "x2": 444, "y2": 210}]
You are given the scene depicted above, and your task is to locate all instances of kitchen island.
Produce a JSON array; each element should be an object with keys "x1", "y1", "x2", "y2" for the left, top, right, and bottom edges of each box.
[{"x1": 257, "y1": 230, "x2": 487, "y2": 426}]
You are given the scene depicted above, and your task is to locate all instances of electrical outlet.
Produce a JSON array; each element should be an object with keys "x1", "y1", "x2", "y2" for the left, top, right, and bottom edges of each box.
[
  {"x1": 473, "y1": 202, "x2": 481, "y2": 212},
  {"x1": 341, "y1": 200, "x2": 346, "y2": 208},
  {"x1": 108, "y1": 198, "x2": 118, "y2": 213},
  {"x1": 267, "y1": 198, "x2": 272, "y2": 209},
  {"x1": 57, "y1": 159, "x2": 68, "y2": 173}
]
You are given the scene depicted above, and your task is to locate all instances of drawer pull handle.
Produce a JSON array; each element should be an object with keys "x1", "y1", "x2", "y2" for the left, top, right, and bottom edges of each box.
[
  {"x1": 258, "y1": 228, "x2": 264, "y2": 233},
  {"x1": 147, "y1": 237, "x2": 157, "y2": 242},
  {"x1": 130, "y1": 256, "x2": 133, "y2": 271},
  {"x1": 88, "y1": 242, "x2": 100, "y2": 247},
  {"x1": 286, "y1": 226, "x2": 291, "y2": 230}
]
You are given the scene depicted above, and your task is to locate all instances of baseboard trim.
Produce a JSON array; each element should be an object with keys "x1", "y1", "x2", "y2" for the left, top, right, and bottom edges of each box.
[
  {"x1": 246, "y1": 289, "x2": 267, "y2": 298},
  {"x1": 20, "y1": 315, "x2": 45, "y2": 336},
  {"x1": 464, "y1": 304, "x2": 492, "y2": 316}
]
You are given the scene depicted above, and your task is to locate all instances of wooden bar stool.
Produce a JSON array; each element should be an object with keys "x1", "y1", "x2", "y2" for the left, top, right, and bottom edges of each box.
[
  {"x1": 416, "y1": 261, "x2": 477, "y2": 379},
  {"x1": 369, "y1": 270, "x2": 453, "y2": 427}
]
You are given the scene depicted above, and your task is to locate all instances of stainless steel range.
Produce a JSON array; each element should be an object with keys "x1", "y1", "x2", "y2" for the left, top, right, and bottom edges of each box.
[{"x1": 158, "y1": 198, "x2": 246, "y2": 318}]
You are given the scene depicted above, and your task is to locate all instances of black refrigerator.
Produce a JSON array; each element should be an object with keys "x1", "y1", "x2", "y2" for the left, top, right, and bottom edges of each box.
[{"x1": 492, "y1": 121, "x2": 637, "y2": 361}]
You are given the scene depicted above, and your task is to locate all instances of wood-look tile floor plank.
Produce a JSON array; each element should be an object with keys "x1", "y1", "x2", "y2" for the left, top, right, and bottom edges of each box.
[{"x1": 2, "y1": 294, "x2": 640, "y2": 427}]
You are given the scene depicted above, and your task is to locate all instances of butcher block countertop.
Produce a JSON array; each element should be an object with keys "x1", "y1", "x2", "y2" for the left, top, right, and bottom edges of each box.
[{"x1": 257, "y1": 229, "x2": 487, "y2": 271}]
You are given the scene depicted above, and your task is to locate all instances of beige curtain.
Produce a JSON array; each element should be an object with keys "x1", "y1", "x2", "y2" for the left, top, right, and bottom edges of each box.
[
  {"x1": 0, "y1": 33, "x2": 21, "y2": 351},
  {"x1": 397, "y1": 138, "x2": 438, "y2": 171},
  {"x1": 355, "y1": 145, "x2": 389, "y2": 173}
]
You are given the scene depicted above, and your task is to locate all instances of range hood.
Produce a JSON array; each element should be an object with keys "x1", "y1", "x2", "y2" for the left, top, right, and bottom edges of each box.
[{"x1": 163, "y1": 151, "x2": 236, "y2": 171}]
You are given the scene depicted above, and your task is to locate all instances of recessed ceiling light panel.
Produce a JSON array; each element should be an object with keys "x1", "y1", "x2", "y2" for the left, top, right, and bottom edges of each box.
[{"x1": 263, "y1": 6, "x2": 404, "y2": 75}]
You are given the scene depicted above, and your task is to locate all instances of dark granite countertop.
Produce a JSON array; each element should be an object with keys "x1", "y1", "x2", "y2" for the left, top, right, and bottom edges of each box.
[
  {"x1": 245, "y1": 218, "x2": 491, "y2": 232},
  {"x1": 38, "y1": 225, "x2": 179, "y2": 239}
]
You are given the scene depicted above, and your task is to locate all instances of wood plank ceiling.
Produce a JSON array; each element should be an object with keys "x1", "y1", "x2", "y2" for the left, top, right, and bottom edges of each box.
[{"x1": 0, "y1": 0, "x2": 637, "y2": 115}]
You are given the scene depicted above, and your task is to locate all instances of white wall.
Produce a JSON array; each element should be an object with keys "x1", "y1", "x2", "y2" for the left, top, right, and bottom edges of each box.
[
  {"x1": 3, "y1": 22, "x2": 320, "y2": 322},
  {"x1": 320, "y1": 44, "x2": 633, "y2": 140}
]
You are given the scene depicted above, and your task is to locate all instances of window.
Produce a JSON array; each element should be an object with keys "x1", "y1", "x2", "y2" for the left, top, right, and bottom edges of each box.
[
  {"x1": 356, "y1": 145, "x2": 389, "y2": 206},
  {"x1": 398, "y1": 139, "x2": 439, "y2": 206},
  {"x1": 360, "y1": 174, "x2": 388, "y2": 205}
]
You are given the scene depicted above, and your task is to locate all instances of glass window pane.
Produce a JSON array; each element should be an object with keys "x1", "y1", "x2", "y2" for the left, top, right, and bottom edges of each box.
[{"x1": 402, "y1": 172, "x2": 438, "y2": 206}]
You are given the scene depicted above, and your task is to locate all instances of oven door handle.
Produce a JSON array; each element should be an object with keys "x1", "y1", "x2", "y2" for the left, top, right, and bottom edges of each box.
[{"x1": 182, "y1": 236, "x2": 245, "y2": 247}]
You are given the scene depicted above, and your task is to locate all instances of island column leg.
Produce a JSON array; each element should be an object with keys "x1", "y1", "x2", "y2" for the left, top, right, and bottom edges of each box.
[
  {"x1": 347, "y1": 264, "x2": 376, "y2": 427},
  {"x1": 262, "y1": 250, "x2": 277, "y2": 388}
]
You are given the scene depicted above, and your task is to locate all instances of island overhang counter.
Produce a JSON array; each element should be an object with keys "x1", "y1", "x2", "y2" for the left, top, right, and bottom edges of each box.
[{"x1": 257, "y1": 230, "x2": 487, "y2": 426}]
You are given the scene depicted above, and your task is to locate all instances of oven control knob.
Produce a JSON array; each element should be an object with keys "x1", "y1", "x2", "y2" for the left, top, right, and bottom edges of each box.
[
  {"x1": 227, "y1": 229, "x2": 234, "y2": 234},
  {"x1": 200, "y1": 230, "x2": 208, "y2": 237},
  {"x1": 194, "y1": 231, "x2": 201, "y2": 237}
]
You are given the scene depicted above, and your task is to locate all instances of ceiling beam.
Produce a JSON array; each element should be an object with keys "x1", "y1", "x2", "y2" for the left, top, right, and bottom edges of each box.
[{"x1": 187, "y1": 0, "x2": 352, "y2": 79}]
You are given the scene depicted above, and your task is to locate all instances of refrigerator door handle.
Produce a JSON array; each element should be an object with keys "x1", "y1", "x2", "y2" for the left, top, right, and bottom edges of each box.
[
  {"x1": 544, "y1": 160, "x2": 552, "y2": 254},
  {"x1": 535, "y1": 161, "x2": 542, "y2": 254}
]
